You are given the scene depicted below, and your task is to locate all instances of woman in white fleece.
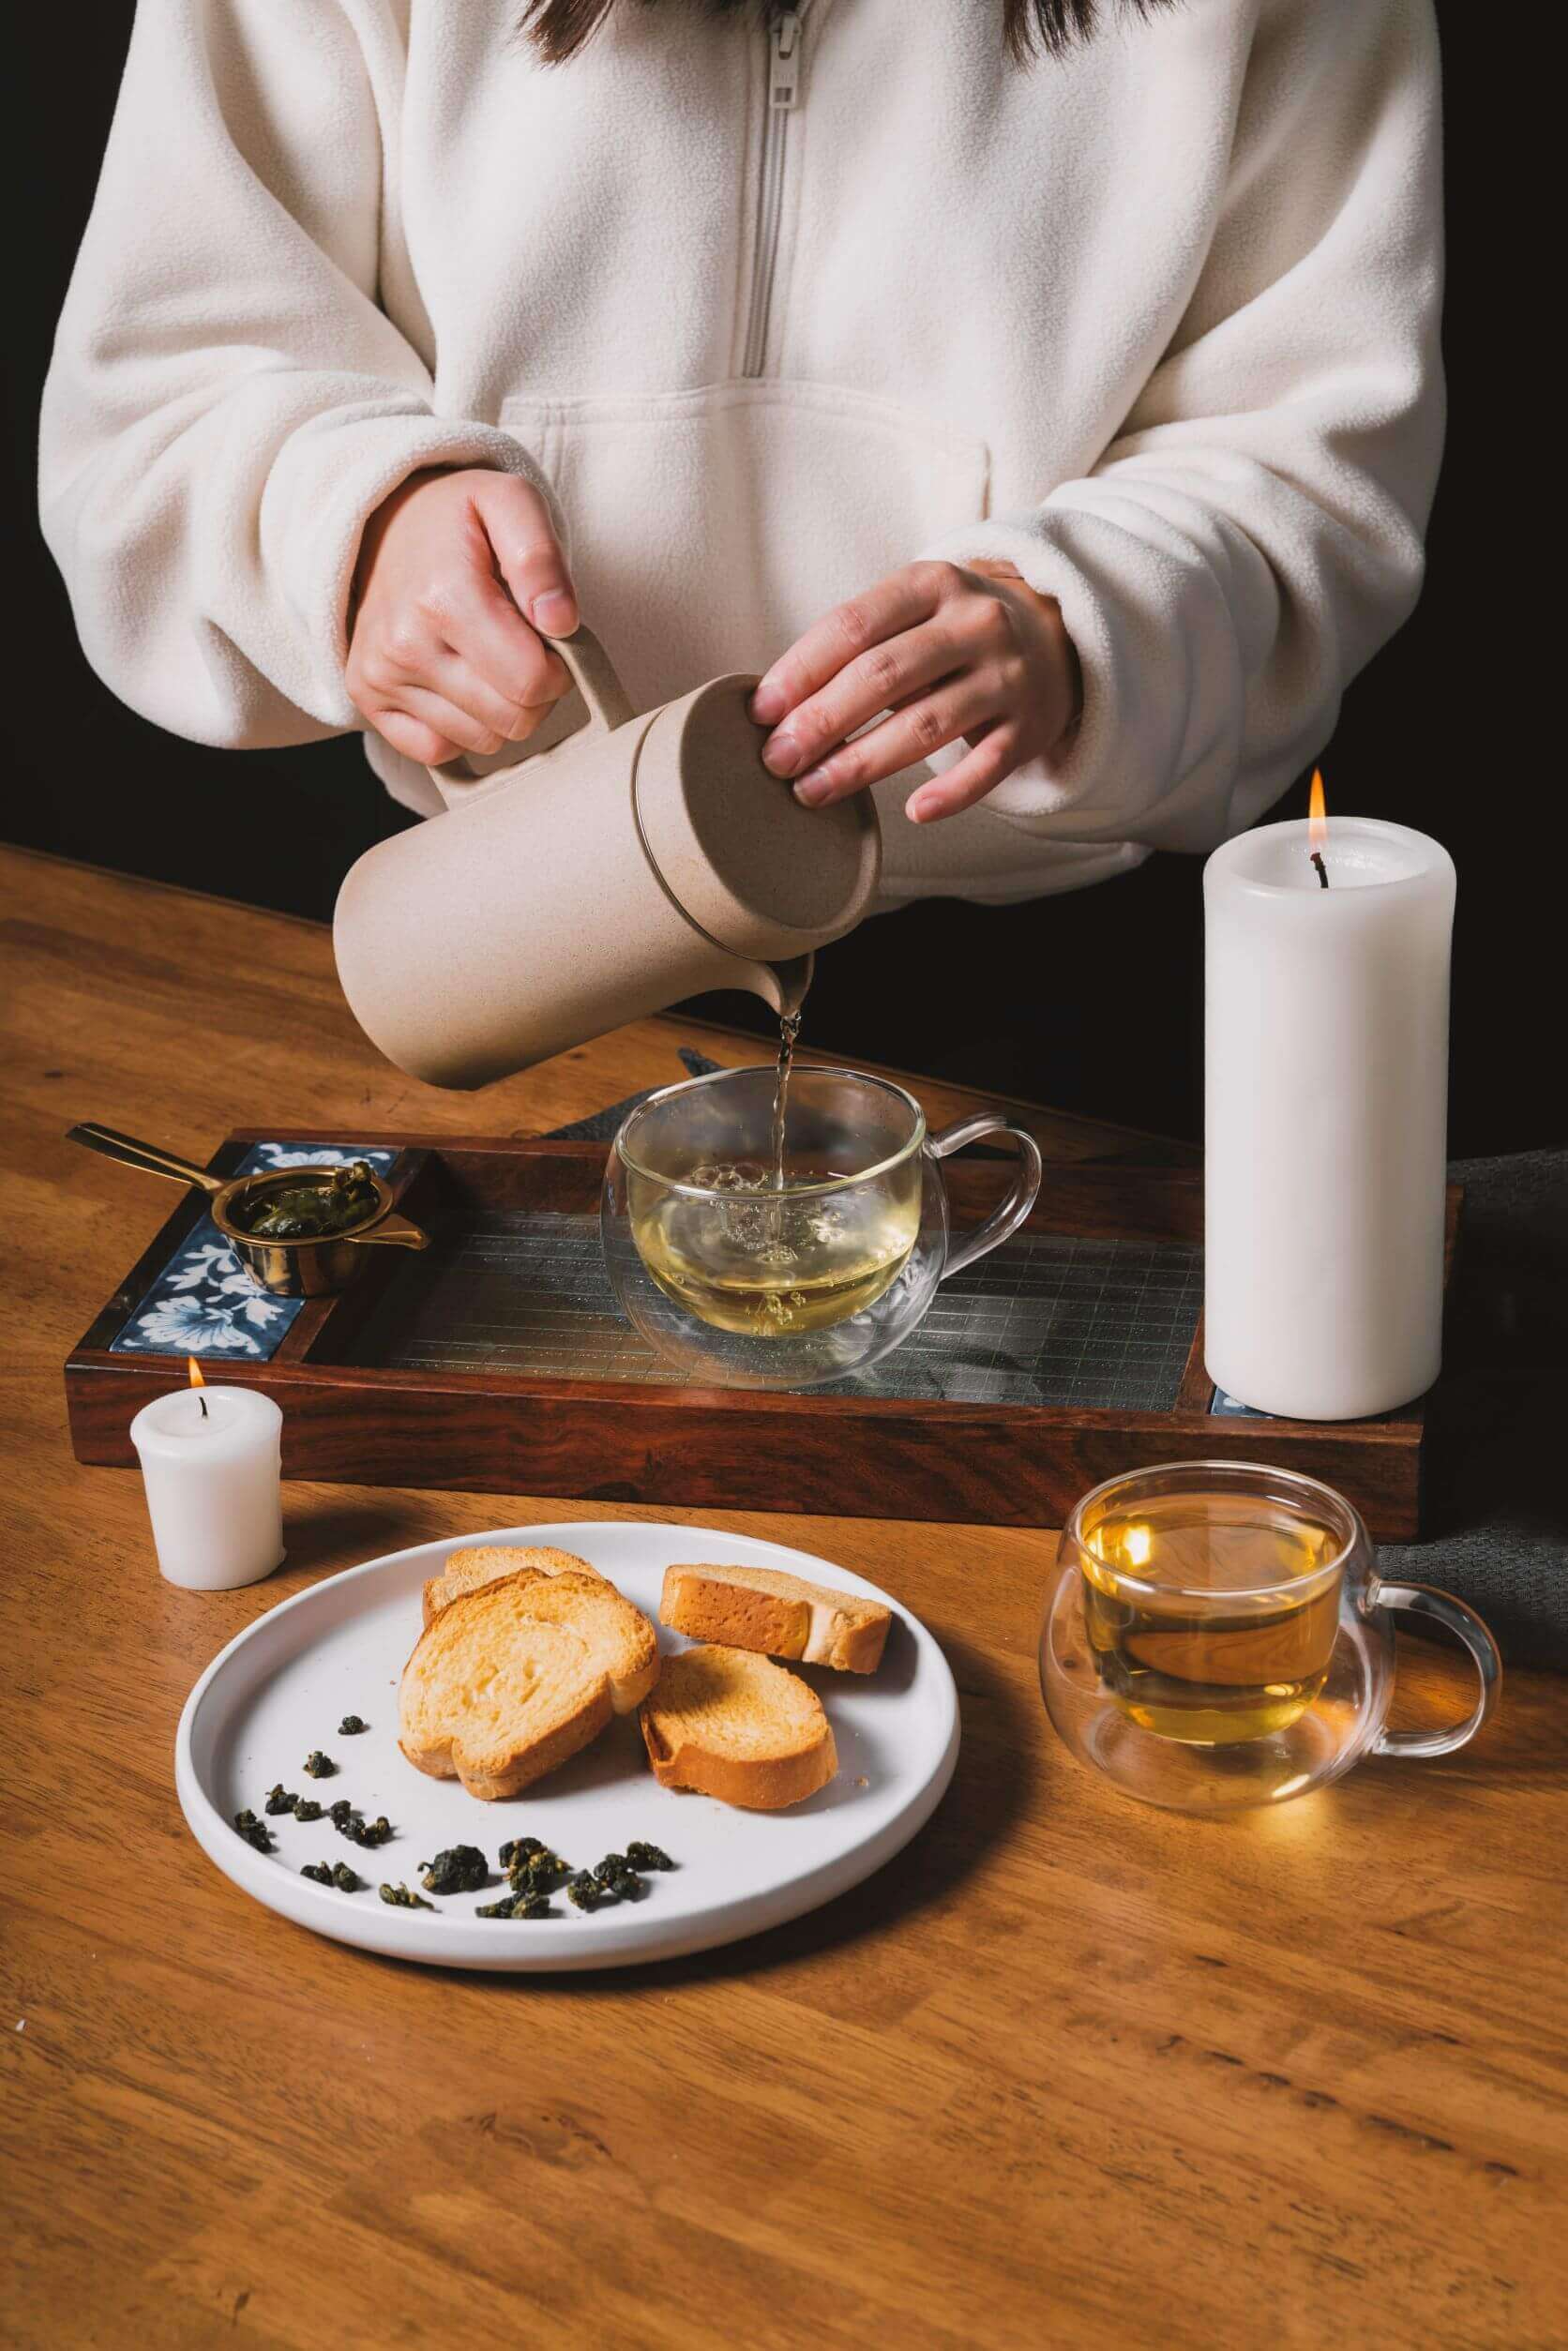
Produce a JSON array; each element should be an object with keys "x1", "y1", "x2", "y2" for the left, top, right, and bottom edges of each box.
[{"x1": 42, "y1": 0, "x2": 1441, "y2": 935}]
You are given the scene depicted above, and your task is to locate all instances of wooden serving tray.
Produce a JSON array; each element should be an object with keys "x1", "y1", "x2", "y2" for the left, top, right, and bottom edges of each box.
[{"x1": 65, "y1": 1129, "x2": 1459, "y2": 1539}]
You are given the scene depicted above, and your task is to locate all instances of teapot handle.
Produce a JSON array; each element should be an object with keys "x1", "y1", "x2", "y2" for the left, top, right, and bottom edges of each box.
[
  {"x1": 426, "y1": 624, "x2": 635, "y2": 804},
  {"x1": 927, "y1": 1112, "x2": 1044, "y2": 1281}
]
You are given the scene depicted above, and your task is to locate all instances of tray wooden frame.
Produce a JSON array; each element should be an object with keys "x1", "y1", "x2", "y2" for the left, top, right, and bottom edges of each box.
[{"x1": 65, "y1": 1130, "x2": 1461, "y2": 1539}]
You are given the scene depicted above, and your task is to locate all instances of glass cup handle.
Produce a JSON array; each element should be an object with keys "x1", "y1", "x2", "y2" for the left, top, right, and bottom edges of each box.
[
  {"x1": 1369, "y1": 1577, "x2": 1503, "y2": 1760},
  {"x1": 927, "y1": 1114, "x2": 1044, "y2": 1281}
]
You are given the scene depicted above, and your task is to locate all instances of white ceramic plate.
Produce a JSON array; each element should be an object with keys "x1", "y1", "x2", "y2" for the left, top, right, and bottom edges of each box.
[{"x1": 175, "y1": 1521, "x2": 959, "y2": 1971}]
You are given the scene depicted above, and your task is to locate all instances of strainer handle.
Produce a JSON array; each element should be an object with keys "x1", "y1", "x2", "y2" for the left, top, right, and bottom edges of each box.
[
  {"x1": 927, "y1": 1113, "x2": 1044, "y2": 1281},
  {"x1": 67, "y1": 1123, "x2": 224, "y2": 1195}
]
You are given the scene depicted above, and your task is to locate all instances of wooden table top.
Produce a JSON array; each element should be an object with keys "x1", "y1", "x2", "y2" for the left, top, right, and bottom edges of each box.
[{"x1": 2, "y1": 844, "x2": 1562, "y2": 2351}]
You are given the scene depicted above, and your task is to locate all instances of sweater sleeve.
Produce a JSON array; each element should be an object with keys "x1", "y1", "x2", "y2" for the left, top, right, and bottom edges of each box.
[
  {"x1": 922, "y1": 0, "x2": 1444, "y2": 849},
  {"x1": 38, "y1": 0, "x2": 559, "y2": 750}
]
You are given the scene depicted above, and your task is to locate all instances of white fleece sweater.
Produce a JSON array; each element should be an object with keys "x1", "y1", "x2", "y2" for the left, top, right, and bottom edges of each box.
[{"x1": 40, "y1": 0, "x2": 1443, "y2": 907}]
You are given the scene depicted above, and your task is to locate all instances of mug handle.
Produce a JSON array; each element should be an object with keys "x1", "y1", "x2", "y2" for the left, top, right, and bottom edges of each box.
[
  {"x1": 428, "y1": 624, "x2": 636, "y2": 800},
  {"x1": 927, "y1": 1113, "x2": 1044, "y2": 1281},
  {"x1": 1368, "y1": 1577, "x2": 1502, "y2": 1759}
]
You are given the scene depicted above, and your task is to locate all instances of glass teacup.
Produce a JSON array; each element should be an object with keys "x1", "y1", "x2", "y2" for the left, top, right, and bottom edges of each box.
[
  {"x1": 602, "y1": 1063, "x2": 1042, "y2": 1388},
  {"x1": 1039, "y1": 1462, "x2": 1500, "y2": 1813}
]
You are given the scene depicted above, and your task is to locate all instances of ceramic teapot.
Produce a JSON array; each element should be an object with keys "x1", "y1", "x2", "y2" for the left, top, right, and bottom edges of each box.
[{"x1": 333, "y1": 627, "x2": 882, "y2": 1088}]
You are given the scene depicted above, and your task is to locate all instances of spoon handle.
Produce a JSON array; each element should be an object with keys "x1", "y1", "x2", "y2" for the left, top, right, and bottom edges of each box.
[{"x1": 66, "y1": 1123, "x2": 225, "y2": 1196}]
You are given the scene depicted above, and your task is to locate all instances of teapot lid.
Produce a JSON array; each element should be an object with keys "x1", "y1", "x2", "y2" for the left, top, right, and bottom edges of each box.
[{"x1": 633, "y1": 675, "x2": 882, "y2": 962}]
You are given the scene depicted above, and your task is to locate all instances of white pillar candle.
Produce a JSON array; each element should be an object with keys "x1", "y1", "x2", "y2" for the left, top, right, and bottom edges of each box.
[
  {"x1": 128, "y1": 1383, "x2": 285, "y2": 1589},
  {"x1": 1204, "y1": 815, "x2": 1455, "y2": 1421}
]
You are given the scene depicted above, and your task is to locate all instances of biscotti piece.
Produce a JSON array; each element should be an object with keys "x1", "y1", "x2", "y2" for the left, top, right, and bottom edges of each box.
[
  {"x1": 640, "y1": 1646, "x2": 837, "y2": 1811},
  {"x1": 505, "y1": 1570, "x2": 660, "y2": 1714},
  {"x1": 660, "y1": 1562, "x2": 891, "y2": 1675},
  {"x1": 400, "y1": 1573, "x2": 611, "y2": 1800},
  {"x1": 422, "y1": 1544, "x2": 608, "y2": 1628}
]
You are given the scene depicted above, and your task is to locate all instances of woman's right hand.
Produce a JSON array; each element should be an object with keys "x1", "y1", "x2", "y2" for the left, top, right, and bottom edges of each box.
[{"x1": 346, "y1": 468, "x2": 579, "y2": 767}]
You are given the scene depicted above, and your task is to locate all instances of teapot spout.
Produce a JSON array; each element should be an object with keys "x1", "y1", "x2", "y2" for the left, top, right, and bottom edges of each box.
[{"x1": 733, "y1": 951, "x2": 813, "y2": 1019}]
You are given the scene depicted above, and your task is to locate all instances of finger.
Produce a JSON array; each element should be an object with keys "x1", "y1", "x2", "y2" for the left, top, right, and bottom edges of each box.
[
  {"x1": 472, "y1": 475, "x2": 579, "y2": 637},
  {"x1": 757, "y1": 618, "x2": 967, "y2": 779},
  {"x1": 366, "y1": 705, "x2": 466, "y2": 768},
  {"x1": 378, "y1": 683, "x2": 518, "y2": 764},
  {"x1": 791, "y1": 671, "x2": 1009, "y2": 806},
  {"x1": 749, "y1": 561, "x2": 962, "y2": 731},
  {"x1": 436, "y1": 574, "x2": 572, "y2": 718},
  {"x1": 905, "y1": 724, "x2": 1024, "y2": 823},
  {"x1": 420, "y1": 651, "x2": 560, "y2": 749}
]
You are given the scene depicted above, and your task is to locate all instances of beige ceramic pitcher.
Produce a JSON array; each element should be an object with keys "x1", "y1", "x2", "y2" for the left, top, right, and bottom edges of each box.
[{"x1": 334, "y1": 627, "x2": 882, "y2": 1088}]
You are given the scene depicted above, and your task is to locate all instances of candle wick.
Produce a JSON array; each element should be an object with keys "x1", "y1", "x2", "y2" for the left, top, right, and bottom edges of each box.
[
  {"x1": 1310, "y1": 851, "x2": 1330, "y2": 891},
  {"x1": 197, "y1": 1391, "x2": 209, "y2": 1420}
]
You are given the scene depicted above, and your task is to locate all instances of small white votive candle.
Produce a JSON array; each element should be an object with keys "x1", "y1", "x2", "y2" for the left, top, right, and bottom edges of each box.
[
  {"x1": 128, "y1": 1381, "x2": 285, "y2": 1590},
  {"x1": 1205, "y1": 811, "x2": 1455, "y2": 1422}
]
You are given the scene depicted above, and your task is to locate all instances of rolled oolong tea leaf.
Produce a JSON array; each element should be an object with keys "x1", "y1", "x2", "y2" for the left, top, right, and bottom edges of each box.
[
  {"x1": 328, "y1": 1799, "x2": 354, "y2": 1825},
  {"x1": 565, "y1": 1873, "x2": 604, "y2": 1912},
  {"x1": 303, "y1": 1751, "x2": 337, "y2": 1779},
  {"x1": 264, "y1": 1785, "x2": 299, "y2": 1816},
  {"x1": 233, "y1": 1809, "x2": 273, "y2": 1854},
  {"x1": 593, "y1": 1852, "x2": 629, "y2": 1883},
  {"x1": 477, "y1": 1891, "x2": 554, "y2": 1920},
  {"x1": 301, "y1": 1861, "x2": 334, "y2": 1885},
  {"x1": 339, "y1": 1715, "x2": 369, "y2": 1736},
  {"x1": 354, "y1": 1816, "x2": 393, "y2": 1849},
  {"x1": 379, "y1": 1882, "x2": 433, "y2": 1911},
  {"x1": 625, "y1": 1841, "x2": 674, "y2": 1873},
  {"x1": 292, "y1": 1798, "x2": 324, "y2": 1824},
  {"x1": 498, "y1": 1836, "x2": 545, "y2": 1869},
  {"x1": 506, "y1": 1848, "x2": 568, "y2": 1896},
  {"x1": 331, "y1": 1861, "x2": 364, "y2": 1893},
  {"x1": 418, "y1": 1846, "x2": 488, "y2": 1895}
]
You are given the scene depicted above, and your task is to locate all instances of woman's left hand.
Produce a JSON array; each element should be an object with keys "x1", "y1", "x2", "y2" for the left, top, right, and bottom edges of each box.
[{"x1": 749, "y1": 559, "x2": 1081, "y2": 823}]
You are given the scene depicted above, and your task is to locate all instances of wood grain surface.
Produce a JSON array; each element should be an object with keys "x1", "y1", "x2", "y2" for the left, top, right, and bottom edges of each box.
[{"x1": 2, "y1": 847, "x2": 1563, "y2": 2351}]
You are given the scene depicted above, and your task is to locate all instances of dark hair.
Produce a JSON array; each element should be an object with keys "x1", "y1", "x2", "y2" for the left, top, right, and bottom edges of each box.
[{"x1": 522, "y1": 1, "x2": 1170, "y2": 68}]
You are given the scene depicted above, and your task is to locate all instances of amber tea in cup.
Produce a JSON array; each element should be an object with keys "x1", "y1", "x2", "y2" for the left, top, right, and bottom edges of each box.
[
  {"x1": 1079, "y1": 1490, "x2": 1342, "y2": 1743},
  {"x1": 1040, "y1": 1463, "x2": 1502, "y2": 1813}
]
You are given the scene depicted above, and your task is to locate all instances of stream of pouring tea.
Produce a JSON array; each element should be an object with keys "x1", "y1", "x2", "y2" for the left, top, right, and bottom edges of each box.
[
  {"x1": 769, "y1": 1008, "x2": 803, "y2": 1191},
  {"x1": 632, "y1": 995, "x2": 919, "y2": 1335}
]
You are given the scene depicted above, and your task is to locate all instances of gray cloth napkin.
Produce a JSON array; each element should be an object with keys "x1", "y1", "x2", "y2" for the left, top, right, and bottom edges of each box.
[{"x1": 1379, "y1": 1149, "x2": 1568, "y2": 1668}]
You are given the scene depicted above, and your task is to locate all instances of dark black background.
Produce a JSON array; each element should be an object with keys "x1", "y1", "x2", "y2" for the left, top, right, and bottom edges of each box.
[{"x1": 6, "y1": 5, "x2": 1552, "y2": 1152}]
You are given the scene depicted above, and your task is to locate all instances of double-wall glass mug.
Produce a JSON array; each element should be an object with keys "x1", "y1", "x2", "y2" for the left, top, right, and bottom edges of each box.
[
  {"x1": 1039, "y1": 1462, "x2": 1500, "y2": 1814},
  {"x1": 602, "y1": 1064, "x2": 1042, "y2": 1388}
]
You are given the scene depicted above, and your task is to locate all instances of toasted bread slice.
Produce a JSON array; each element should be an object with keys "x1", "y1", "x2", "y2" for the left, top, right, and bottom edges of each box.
[
  {"x1": 640, "y1": 1646, "x2": 837, "y2": 1810},
  {"x1": 505, "y1": 1570, "x2": 659, "y2": 1714},
  {"x1": 400, "y1": 1572, "x2": 611, "y2": 1800},
  {"x1": 660, "y1": 1562, "x2": 891, "y2": 1675},
  {"x1": 422, "y1": 1544, "x2": 608, "y2": 1629}
]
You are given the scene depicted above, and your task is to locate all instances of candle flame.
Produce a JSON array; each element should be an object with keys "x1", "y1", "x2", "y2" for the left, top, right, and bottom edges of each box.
[
  {"x1": 188, "y1": 1358, "x2": 205, "y2": 1389},
  {"x1": 1308, "y1": 767, "x2": 1328, "y2": 857}
]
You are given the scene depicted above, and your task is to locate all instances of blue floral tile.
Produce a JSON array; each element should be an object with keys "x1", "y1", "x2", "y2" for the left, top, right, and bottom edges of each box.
[{"x1": 109, "y1": 1145, "x2": 402, "y2": 1362}]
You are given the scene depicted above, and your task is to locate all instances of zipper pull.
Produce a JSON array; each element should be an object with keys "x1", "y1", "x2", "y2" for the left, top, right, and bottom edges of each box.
[{"x1": 768, "y1": 9, "x2": 803, "y2": 111}]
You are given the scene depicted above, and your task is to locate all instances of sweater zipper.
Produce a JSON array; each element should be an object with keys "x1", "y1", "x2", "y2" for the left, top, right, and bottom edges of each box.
[{"x1": 742, "y1": 6, "x2": 807, "y2": 378}]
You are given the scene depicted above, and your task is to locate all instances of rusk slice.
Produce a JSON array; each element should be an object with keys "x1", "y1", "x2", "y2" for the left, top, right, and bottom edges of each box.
[
  {"x1": 400, "y1": 1573, "x2": 611, "y2": 1800},
  {"x1": 505, "y1": 1569, "x2": 659, "y2": 1713},
  {"x1": 660, "y1": 1562, "x2": 891, "y2": 1675},
  {"x1": 640, "y1": 1647, "x2": 837, "y2": 1811},
  {"x1": 422, "y1": 1544, "x2": 608, "y2": 1628}
]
